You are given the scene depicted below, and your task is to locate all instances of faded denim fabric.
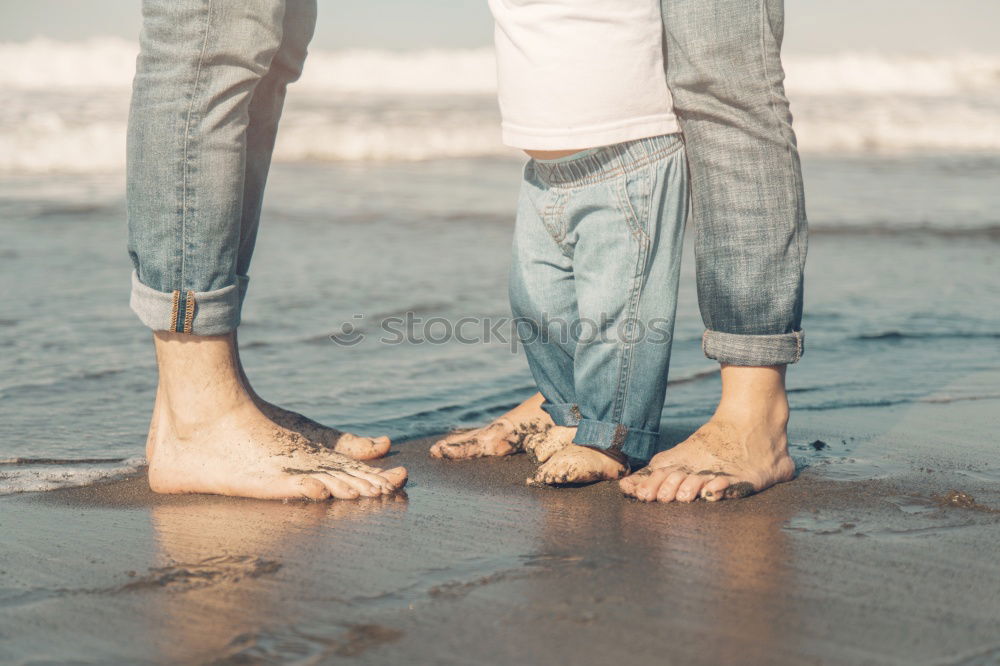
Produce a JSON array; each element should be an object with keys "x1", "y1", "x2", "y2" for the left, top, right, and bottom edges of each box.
[
  {"x1": 663, "y1": 0, "x2": 808, "y2": 365},
  {"x1": 510, "y1": 135, "x2": 689, "y2": 462},
  {"x1": 127, "y1": 0, "x2": 317, "y2": 334}
]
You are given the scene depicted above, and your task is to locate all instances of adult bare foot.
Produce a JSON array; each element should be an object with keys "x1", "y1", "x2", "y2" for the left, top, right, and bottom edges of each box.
[
  {"x1": 620, "y1": 365, "x2": 795, "y2": 503},
  {"x1": 526, "y1": 427, "x2": 626, "y2": 486},
  {"x1": 234, "y1": 334, "x2": 391, "y2": 461},
  {"x1": 147, "y1": 332, "x2": 406, "y2": 501},
  {"x1": 429, "y1": 392, "x2": 553, "y2": 459},
  {"x1": 253, "y1": 400, "x2": 391, "y2": 461}
]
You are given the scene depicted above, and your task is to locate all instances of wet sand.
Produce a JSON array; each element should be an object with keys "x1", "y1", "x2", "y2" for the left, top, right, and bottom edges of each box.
[{"x1": 3, "y1": 393, "x2": 1000, "y2": 665}]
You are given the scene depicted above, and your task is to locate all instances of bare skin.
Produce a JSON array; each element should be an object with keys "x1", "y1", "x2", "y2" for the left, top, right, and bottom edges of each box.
[
  {"x1": 619, "y1": 364, "x2": 795, "y2": 503},
  {"x1": 525, "y1": 427, "x2": 627, "y2": 486},
  {"x1": 524, "y1": 148, "x2": 586, "y2": 160},
  {"x1": 146, "y1": 332, "x2": 406, "y2": 501},
  {"x1": 429, "y1": 392, "x2": 554, "y2": 459},
  {"x1": 233, "y1": 334, "x2": 390, "y2": 461}
]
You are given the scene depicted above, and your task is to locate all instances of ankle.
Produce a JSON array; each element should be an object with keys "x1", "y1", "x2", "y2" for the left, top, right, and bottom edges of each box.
[{"x1": 713, "y1": 391, "x2": 789, "y2": 428}]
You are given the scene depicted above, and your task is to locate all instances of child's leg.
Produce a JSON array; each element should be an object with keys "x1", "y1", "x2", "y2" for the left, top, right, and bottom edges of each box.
[
  {"x1": 528, "y1": 135, "x2": 689, "y2": 485},
  {"x1": 508, "y1": 161, "x2": 583, "y2": 437},
  {"x1": 430, "y1": 157, "x2": 583, "y2": 461}
]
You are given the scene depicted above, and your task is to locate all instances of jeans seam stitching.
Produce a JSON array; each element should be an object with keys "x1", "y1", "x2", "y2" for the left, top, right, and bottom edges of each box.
[
  {"x1": 759, "y1": 0, "x2": 807, "y2": 332},
  {"x1": 177, "y1": 0, "x2": 214, "y2": 330},
  {"x1": 613, "y1": 199, "x2": 648, "y2": 422}
]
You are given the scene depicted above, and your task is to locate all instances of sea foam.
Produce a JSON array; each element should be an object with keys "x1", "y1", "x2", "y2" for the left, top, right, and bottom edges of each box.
[
  {"x1": 0, "y1": 456, "x2": 146, "y2": 495},
  {"x1": 1, "y1": 38, "x2": 998, "y2": 173}
]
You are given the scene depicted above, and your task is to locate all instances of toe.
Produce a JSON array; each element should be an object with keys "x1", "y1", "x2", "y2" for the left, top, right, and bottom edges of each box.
[
  {"x1": 330, "y1": 471, "x2": 380, "y2": 497},
  {"x1": 675, "y1": 474, "x2": 708, "y2": 503},
  {"x1": 380, "y1": 466, "x2": 408, "y2": 490},
  {"x1": 701, "y1": 476, "x2": 732, "y2": 502},
  {"x1": 527, "y1": 462, "x2": 553, "y2": 486},
  {"x1": 314, "y1": 473, "x2": 361, "y2": 500},
  {"x1": 346, "y1": 466, "x2": 398, "y2": 493},
  {"x1": 655, "y1": 470, "x2": 688, "y2": 503},
  {"x1": 634, "y1": 468, "x2": 669, "y2": 501},
  {"x1": 293, "y1": 476, "x2": 333, "y2": 500},
  {"x1": 335, "y1": 433, "x2": 392, "y2": 461}
]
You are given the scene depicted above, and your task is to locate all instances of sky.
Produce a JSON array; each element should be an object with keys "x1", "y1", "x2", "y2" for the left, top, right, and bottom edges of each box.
[{"x1": 0, "y1": 0, "x2": 997, "y2": 54}]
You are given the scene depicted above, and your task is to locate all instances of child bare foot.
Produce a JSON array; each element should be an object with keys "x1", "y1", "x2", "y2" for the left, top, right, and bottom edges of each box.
[
  {"x1": 523, "y1": 426, "x2": 572, "y2": 463},
  {"x1": 526, "y1": 427, "x2": 626, "y2": 486},
  {"x1": 429, "y1": 392, "x2": 552, "y2": 459}
]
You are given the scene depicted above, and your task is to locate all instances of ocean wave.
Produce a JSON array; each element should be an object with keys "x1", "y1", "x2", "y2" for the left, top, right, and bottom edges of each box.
[
  {"x1": 1, "y1": 38, "x2": 999, "y2": 172},
  {"x1": 0, "y1": 456, "x2": 145, "y2": 495},
  {"x1": 4, "y1": 38, "x2": 999, "y2": 97}
]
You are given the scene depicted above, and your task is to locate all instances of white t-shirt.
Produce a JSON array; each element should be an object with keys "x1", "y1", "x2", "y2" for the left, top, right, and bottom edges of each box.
[{"x1": 489, "y1": 0, "x2": 680, "y2": 150}]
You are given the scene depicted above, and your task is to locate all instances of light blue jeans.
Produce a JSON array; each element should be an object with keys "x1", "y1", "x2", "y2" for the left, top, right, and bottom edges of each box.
[
  {"x1": 127, "y1": 0, "x2": 316, "y2": 334},
  {"x1": 662, "y1": 0, "x2": 808, "y2": 366},
  {"x1": 510, "y1": 135, "x2": 689, "y2": 462}
]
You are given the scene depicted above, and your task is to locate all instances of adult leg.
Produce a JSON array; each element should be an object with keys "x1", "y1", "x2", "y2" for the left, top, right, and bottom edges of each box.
[
  {"x1": 128, "y1": 0, "x2": 404, "y2": 499},
  {"x1": 229, "y1": 1, "x2": 389, "y2": 460},
  {"x1": 621, "y1": 0, "x2": 804, "y2": 503}
]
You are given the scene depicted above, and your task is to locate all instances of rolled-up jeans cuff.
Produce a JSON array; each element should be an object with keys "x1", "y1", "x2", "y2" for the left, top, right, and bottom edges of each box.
[
  {"x1": 236, "y1": 274, "x2": 250, "y2": 308},
  {"x1": 574, "y1": 419, "x2": 659, "y2": 463},
  {"x1": 542, "y1": 402, "x2": 582, "y2": 427},
  {"x1": 129, "y1": 271, "x2": 242, "y2": 336},
  {"x1": 702, "y1": 329, "x2": 804, "y2": 366}
]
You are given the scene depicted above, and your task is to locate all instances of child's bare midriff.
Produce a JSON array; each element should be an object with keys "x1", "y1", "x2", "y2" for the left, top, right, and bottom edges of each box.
[{"x1": 525, "y1": 149, "x2": 587, "y2": 160}]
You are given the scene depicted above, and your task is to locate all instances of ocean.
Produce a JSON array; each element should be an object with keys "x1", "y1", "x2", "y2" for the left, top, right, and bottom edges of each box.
[{"x1": 1, "y1": 39, "x2": 998, "y2": 494}]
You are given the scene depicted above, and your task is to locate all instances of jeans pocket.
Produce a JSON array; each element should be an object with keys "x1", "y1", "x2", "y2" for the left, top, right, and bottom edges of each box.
[
  {"x1": 616, "y1": 169, "x2": 652, "y2": 247},
  {"x1": 541, "y1": 189, "x2": 568, "y2": 245}
]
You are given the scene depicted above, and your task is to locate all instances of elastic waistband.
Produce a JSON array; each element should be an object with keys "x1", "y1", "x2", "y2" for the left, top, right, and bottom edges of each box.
[{"x1": 530, "y1": 133, "x2": 683, "y2": 188}]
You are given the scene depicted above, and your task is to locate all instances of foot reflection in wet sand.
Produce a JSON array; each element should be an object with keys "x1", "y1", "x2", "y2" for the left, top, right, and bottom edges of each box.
[
  {"x1": 518, "y1": 487, "x2": 797, "y2": 661},
  {"x1": 143, "y1": 495, "x2": 407, "y2": 663}
]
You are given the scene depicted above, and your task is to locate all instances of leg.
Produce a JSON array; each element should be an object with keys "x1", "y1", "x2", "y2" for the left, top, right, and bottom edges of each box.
[
  {"x1": 147, "y1": 332, "x2": 406, "y2": 499},
  {"x1": 529, "y1": 136, "x2": 688, "y2": 485},
  {"x1": 619, "y1": 0, "x2": 804, "y2": 502},
  {"x1": 620, "y1": 364, "x2": 794, "y2": 502},
  {"x1": 128, "y1": 0, "x2": 404, "y2": 498},
  {"x1": 221, "y1": 1, "x2": 389, "y2": 460},
  {"x1": 431, "y1": 161, "x2": 578, "y2": 460}
]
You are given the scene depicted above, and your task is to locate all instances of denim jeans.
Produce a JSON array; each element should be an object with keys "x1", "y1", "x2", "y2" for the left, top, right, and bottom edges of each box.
[
  {"x1": 510, "y1": 135, "x2": 689, "y2": 462},
  {"x1": 662, "y1": 0, "x2": 808, "y2": 365},
  {"x1": 127, "y1": 0, "x2": 317, "y2": 335}
]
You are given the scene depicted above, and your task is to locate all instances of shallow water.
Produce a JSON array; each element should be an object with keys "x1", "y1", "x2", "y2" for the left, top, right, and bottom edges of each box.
[{"x1": 1, "y1": 154, "x2": 999, "y2": 493}]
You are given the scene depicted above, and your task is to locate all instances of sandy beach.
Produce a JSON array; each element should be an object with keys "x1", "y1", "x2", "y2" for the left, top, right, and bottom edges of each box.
[{"x1": 3, "y1": 384, "x2": 1000, "y2": 665}]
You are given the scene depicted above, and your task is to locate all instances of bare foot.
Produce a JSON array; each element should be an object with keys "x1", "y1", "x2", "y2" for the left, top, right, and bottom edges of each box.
[
  {"x1": 146, "y1": 331, "x2": 406, "y2": 501},
  {"x1": 254, "y1": 400, "x2": 391, "y2": 461},
  {"x1": 527, "y1": 428, "x2": 626, "y2": 486},
  {"x1": 234, "y1": 334, "x2": 390, "y2": 461},
  {"x1": 523, "y1": 426, "x2": 572, "y2": 463},
  {"x1": 619, "y1": 419, "x2": 794, "y2": 503},
  {"x1": 429, "y1": 392, "x2": 553, "y2": 459},
  {"x1": 148, "y1": 401, "x2": 407, "y2": 501},
  {"x1": 620, "y1": 364, "x2": 796, "y2": 503},
  {"x1": 528, "y1": 445, "x2": 627, "y2": 486}
]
